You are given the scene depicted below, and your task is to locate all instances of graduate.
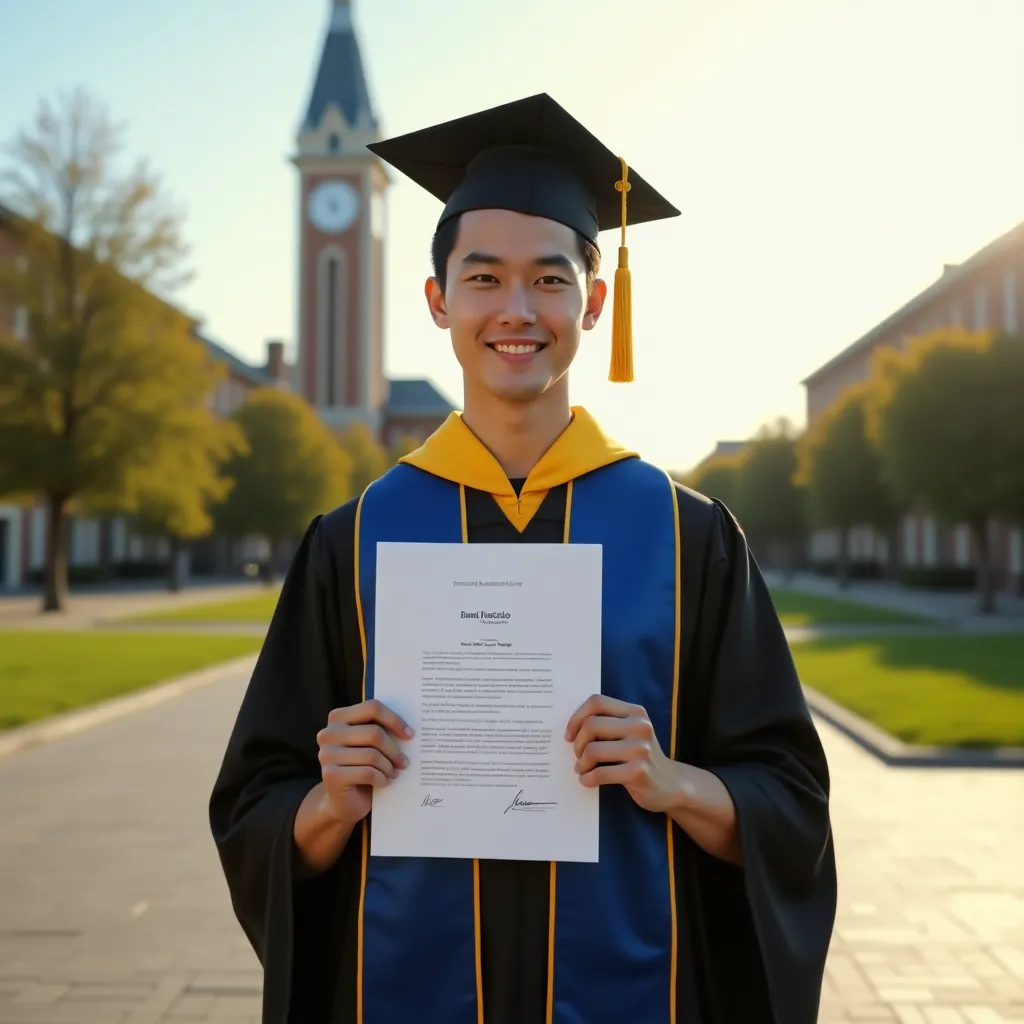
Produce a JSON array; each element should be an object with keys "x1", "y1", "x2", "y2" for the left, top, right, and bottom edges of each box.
[{"x1": 209, "y1": 93, "x2": 837, "y2": 1024}]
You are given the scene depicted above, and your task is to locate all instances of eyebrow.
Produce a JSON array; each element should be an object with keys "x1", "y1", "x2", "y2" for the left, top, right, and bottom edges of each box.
[{"x1": 460, "y1": 252, "x2": 578, "y2": 274}]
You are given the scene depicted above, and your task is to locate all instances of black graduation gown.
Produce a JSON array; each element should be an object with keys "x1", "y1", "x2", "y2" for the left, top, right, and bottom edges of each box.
[{"x1": 209, "y1": 480, "x2": 837, "y2": 1024}]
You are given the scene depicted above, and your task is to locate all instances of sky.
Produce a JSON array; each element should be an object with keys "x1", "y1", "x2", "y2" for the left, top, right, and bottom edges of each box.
[{"x1": 2, "y1": 0, "x2": 1023, "y2": 472}]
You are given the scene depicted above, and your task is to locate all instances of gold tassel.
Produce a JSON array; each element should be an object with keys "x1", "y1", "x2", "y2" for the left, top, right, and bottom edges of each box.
[{"x1": 609, "y1": 156, "x2": 634, "y2": 383}]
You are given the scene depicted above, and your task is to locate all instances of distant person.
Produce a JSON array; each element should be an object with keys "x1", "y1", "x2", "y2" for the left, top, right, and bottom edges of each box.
[{"x1": 210, "y1": 93, "x2": 837, "y2": 1024}]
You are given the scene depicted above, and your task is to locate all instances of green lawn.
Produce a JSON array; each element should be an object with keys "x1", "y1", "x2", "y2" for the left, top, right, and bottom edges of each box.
[
  {"x1": 771, "y1": 587, "x2": 927, "y2": 626},
  {"x1": 791, "y1": 633, "x2": 1024, "y2": 748},
  {"x1": 126, "y1": 588, "x2": 282, "y2": 623},
  {"x1": 0, "y1": 631, "x2": 264, "y2": 730}
]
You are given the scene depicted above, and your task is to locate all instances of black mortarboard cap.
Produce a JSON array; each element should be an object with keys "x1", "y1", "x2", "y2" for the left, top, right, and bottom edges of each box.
[{"x1": 367, "y1": 94, "x2": 681, "y2": 382}]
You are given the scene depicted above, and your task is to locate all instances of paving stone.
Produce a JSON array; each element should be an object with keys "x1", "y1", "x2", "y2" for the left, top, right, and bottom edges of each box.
[{"x1": 0, "y1": 671, "x2": 1020, "y2": 1022}]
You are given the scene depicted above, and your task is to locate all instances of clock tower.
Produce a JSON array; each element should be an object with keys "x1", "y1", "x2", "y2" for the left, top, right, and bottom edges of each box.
[{"x1": 293, "y1": 0, "x2": 389, "y2": 433}]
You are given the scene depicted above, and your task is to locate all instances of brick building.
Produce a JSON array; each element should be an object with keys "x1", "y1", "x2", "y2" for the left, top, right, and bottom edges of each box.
[
  {"x1": 0, "y1": 0, "x2": 455, "y2": 592},
  {"x1": 0, "y1": 198, "x2": 296, "y2": 589},
  {"x1": 801, "y1": 218, "x2": 1024, "y2": 590}
]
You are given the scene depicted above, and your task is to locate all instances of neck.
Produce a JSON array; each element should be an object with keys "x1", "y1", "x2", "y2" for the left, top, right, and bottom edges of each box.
[{"x1": 460, "y1": 382, "x2": 572, "y2": 479}]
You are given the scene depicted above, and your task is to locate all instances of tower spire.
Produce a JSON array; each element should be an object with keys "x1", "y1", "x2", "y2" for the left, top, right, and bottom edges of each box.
[
  {"x1": 331, "y1": 0, "x2": 352, "y2": 32},
  {"x1": 301, "y1": 0, "x2": 376, "y2": 136}
]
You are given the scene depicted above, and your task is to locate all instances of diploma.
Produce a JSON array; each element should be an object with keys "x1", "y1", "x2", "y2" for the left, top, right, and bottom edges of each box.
[{"x1": 369, "y1": 541, "x2": 602, "y2": 863}]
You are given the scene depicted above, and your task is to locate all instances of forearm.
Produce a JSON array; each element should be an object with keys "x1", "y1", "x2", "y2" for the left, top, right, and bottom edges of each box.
[
  {"x1": 292, "y1": 782, "x2": 358, "y2": 879},
  {"x1": 665, "y1": 761, "x2": 743, "y2": 866}
]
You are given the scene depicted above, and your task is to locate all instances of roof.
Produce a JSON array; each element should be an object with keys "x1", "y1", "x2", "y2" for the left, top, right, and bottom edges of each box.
[
  {"x1": 303, "y1": 3, "x2": 377, "y2": 133},
  {"x1": 195, "y1": 330, "x2": 271, "y2": 388},
  {"x1": 385, "y1": 377, "x2": 456, "y2": 417},
  {"x1": 710, "y1": 440, "x2": 747, "y2": 458},
  {"x1": 802, "y1": 217, "x2": 1024, "y2": 387},
  {"x1": 1, "y1": 200, "x2": 275, "y2": 391}
]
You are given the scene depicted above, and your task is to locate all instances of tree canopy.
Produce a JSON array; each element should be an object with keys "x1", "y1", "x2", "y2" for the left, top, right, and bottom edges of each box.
[
  {"x1": 794, "y1": 383, "x2": 899, "y2": 584},
  {"x1": 865, "y1": 326, "x2": 1024, "y2": 611},
  {"x1": 0, "y1": 89, "x2": 205, "y2": 610},
  {"x1": 213, "y1": 389, "x2": 353, "y2": 555}
]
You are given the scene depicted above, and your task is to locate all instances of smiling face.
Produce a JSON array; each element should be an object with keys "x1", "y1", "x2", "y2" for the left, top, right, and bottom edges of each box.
[{"x1": 425, "y1": 209, "x2": 607, "y2": 405}]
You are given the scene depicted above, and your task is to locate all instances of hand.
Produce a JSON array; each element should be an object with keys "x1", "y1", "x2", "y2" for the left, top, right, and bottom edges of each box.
[
  {"x1": 564, "y1": 695, "x2": 679, "y2": 814},
  {"x1": 316, "y1": 699, "x2": 413, "y2": 826}
]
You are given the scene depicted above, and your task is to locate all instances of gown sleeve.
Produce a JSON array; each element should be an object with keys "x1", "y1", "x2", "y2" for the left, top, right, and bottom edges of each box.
[
  {"x1": 208, "y1": 514, "x2": 354, "y2": 1023},
  {"x1": 689, "y1": 499, "x2": 838, "y2": 1024}
]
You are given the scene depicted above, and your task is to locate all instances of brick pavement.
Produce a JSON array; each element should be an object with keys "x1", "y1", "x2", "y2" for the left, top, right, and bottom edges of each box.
[
  {"x1": 0, "y1": 582, "x2": 269, "y2": 631},
  {"x1": 0, "y1": 672, "x2": 1021, "y2": 1023}
]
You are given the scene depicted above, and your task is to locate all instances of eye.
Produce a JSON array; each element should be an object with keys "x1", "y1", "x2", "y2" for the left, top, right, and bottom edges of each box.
[
  {"x1": 467, "y1": 273, "x2": 498, "y2": 284},
  {"x1": 538, "y1": 275, "x2": 569, "y2": 286}
]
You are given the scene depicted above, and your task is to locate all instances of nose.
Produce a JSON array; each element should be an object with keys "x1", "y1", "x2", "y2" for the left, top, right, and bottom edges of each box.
[{"x1": 496, "y1": 284, "x2": 537, "y2": 328}]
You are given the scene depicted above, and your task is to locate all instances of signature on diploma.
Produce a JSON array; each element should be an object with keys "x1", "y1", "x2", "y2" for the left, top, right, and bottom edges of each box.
[
  {"x1": 504, "y1": 789, "x2": 557, "y2": 814},
  {"x1": 420, "y1": 794, "x2": 443, "y2": 808}
]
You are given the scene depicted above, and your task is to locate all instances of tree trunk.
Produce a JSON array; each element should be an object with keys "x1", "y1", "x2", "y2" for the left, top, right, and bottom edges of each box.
[
  {"x1": 972, "y1": 519, "x2": 995, "y2": 615},
  {"x1": 885, "y1": 523, "x2": 901, "y2": 580},
  {"x1": 98, "y1": 518, "x2": 114, "y2": 581},
  {"x1": 42, "y1": 495, "x2": 69, "y2": 613},
  {"x1": 837, "y1": 526, "x2": 850, "y2": 589},
  {"x1": 261, "y1": 536, "x2": 276, "y2": 586},
  {"x1": 780, "y1": 539, "x2": 795, "y2": 583},
  {"x1": 167, "y1": 535, "x2": 185, "y2": 592}
]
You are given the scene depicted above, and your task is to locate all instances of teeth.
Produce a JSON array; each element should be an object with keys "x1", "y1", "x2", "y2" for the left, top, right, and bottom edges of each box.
[{"x1": 493, "y1": 343, "x2": 541, "y2": 354}]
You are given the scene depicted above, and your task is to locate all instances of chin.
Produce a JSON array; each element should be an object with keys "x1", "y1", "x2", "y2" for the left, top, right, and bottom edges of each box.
[{"x1": 484, "y1": 378, "x2": 553, "y2": 403}]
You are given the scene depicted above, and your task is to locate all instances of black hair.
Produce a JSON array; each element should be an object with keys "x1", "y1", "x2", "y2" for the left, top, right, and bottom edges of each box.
[{"x1": 430, "y1": 214, "x2": 601, "y2": 294}]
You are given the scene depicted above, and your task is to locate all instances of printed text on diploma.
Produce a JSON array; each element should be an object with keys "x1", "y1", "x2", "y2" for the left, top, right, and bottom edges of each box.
[{"x1": 419, "y1": 649, "x2": 554, "y2": 786}]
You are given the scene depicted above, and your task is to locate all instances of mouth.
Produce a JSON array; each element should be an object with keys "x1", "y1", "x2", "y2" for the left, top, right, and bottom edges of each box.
[{"x1": 485, "y1": 341, "x2": 548, "y2": 358}]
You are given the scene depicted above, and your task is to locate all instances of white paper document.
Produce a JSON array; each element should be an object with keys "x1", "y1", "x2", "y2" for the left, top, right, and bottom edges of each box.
[{"x1": 369, "y1": 541, "x2": 602, "y2": 863}]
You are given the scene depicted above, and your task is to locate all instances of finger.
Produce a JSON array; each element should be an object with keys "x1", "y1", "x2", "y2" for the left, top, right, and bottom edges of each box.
[
  {"x1": 564, "y1": 696, "x2": 639, "y2": 741},
  {"x1": 319, "y1": 744, "x2": 401, "y2": 779},
  {"x1": 578, "y1": 761, "x2": 646, "y2": 789},
  {"x1": 328, "y1": 699, "x2": 413, "y2": 738},
  {"x1": 323, "y1": 762, "x2": 391, "y2": 789},
  {"x1": 317, "y1": 722, "x2": 408, "y2": 769},
  {"x1": 336, "y1": 723, "x2": 409, "y2": 769},
  {"x1": 573, "y1": 715, "x2": 654, "y2": 758},
  {"x1": 574, "y1": 739, "x2": 646, "y2": 776}
]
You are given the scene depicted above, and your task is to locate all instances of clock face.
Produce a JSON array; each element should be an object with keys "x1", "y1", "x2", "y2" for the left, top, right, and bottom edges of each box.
[{"x1": 308, "y1": 180, "x2": 359, "y2": 234}]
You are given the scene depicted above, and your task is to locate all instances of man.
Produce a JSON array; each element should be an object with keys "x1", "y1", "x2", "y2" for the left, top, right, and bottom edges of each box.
[{"x1": 210, "y1": 93, "x2": 837, "y2": 1024}]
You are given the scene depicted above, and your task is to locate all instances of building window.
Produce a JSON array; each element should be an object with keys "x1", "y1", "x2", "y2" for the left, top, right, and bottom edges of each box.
[
  {"x1": 326, "y1": 257, "x2": 337, "y2": 405},
  {"x1": 955, "y1": 524, "x2": 971, "y2": 567},
  {"x1": 328, "y1": 133, "x2": 340, "y2": 154},
  {"x1": 923, "y1": 516, "x2": 938, "y2": 567},
  {"x1": 973, "y1": 286, "x2": 988, "y2": 329},
  {"x1": 1003, "y1": 268, "x2": 1018, "y2": 333},
  {"x1": 317, "y1": 247, "x2": 349, "y2": 409},
  {"x1": 13, "y1": 306, "x2": 28, "y2": 341},
  {"x1": 903, "y1": 516, "x2": 918, "y2": 566}
]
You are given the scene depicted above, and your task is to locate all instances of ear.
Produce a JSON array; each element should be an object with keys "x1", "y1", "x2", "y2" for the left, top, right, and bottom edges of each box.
[
  {"x1": 424, "y1": 277, "x2": 449, "y2": 329},
  {"x1": 581, "y1": 278, "x2": 608, "y2": 332}
]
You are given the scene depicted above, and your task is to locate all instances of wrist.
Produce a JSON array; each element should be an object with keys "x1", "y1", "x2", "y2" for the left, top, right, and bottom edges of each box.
[
  {"x1": 317, "y1": 783, "x2": 360, "y2": 832},
  {"x1": 664, "y1": 760, "x2": 702, "y2": 816}
]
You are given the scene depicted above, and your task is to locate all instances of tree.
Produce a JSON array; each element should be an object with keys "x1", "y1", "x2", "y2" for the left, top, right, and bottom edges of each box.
[
  {"x1": 675, "y1": 450, "x2": 746, "y2": 521},
  {"x1": 794, "y1": 384, "x2": 900, "y2": 587},
  {"x1": 0, "y1": 89, "x2": 198, "y2": 611},
  {"x1": 337, "y1": 420, "x2": 389, "y2": 495},
  {"x1": 214, "y1": 389, "x2": 352, "y2": 575},
  {"x1": 120, "y1": 404, "x2": 248, "y2": 591},
  {"x1": 737, "y1": 419, "x2": 805, "y2": 576},
  {"x1": 389, "y1": 432, "x2": 423, "y2": 465},
  {"x1": 865, "y1": 326, "x2": 1024, "y2": 613},
  {"x1": 987, "y1": 332, "x2": 1024, "y2": 531}
]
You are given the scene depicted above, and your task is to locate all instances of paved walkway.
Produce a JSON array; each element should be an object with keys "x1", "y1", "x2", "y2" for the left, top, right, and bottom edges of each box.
[
  {"x1": 0, "y1": 582, "x2": 271, "y2": 632},
  {"x1": 765, "y1": 570, "x2": 1024, "y2": 631},
  {"x1": 0, "y1": 671, "x2": 1021, "y2": 1023}
]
